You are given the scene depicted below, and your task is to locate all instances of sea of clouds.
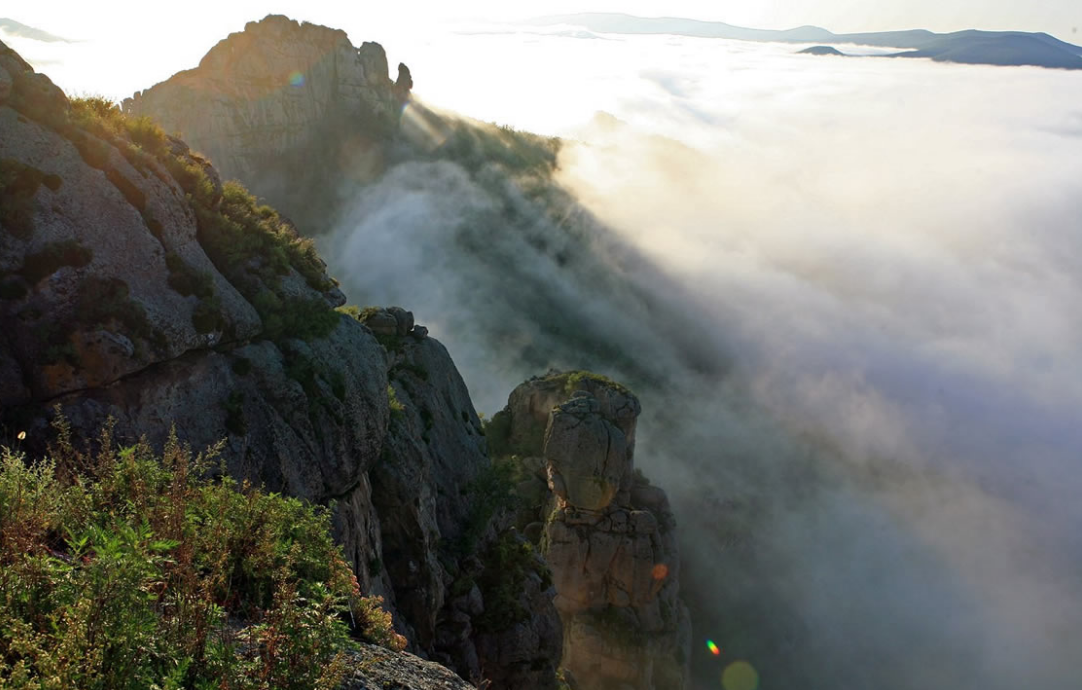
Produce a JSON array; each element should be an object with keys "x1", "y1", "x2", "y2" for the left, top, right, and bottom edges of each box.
[
  {"x1": 330, "y1": 29, "x2": 1082, "y2": 689},
  {"x1": 9, "y1": 13, "x2": 1082, "y2": 688}
]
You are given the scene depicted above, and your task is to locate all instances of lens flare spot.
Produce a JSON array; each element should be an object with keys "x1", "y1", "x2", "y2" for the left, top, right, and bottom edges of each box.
[
  {"x1": 289, "y1": 71, "x2": 305, "y2": 87},
  {"x1": 706, "y1": 639, "x2": 721, "y2": 656},
  {"x1": 721, "y1": 661, "x2": 759, "y2": 690},
  {"x1": 652, "y1": 563, "x2": 669, "y2": 580}
]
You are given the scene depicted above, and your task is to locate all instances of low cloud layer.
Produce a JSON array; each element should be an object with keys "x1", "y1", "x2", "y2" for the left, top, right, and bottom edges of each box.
[{"x1": 328, "y1": 33, "x2": 1082, "y2": 689}]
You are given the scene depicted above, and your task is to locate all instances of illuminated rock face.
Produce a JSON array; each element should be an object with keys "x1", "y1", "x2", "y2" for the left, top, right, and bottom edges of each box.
[
  {"x1": 123, "y1": 14, "x2": 408, "y2": 228},
  {"x1": 496, "y1": 372, "x2": 692, "y2": 690}
]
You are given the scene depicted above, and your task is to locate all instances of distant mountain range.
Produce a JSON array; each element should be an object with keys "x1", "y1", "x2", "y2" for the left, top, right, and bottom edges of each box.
[{"x1": 527, "y1": 13, "x2": 1082, "y2": 70}]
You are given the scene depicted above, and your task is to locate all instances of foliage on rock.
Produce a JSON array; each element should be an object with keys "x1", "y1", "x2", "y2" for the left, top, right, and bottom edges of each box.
[{"x1": 0, "y1": 417, "x2": 404, "y2": 689}]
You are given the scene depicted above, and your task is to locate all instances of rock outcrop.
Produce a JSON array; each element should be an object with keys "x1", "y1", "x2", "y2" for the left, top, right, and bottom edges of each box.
[
  {"x1": 123, "y1": 15, "x2": 411, "y2": 229},
  {"x1": 342, "y1": 644, "x2": 474, "y2": 689},
  {"x1": 0, "y1": 41, "x2": 556, "y2": 689},
  {"x1": 490, "y1": 372, "x2": 692, "y2": 690}
]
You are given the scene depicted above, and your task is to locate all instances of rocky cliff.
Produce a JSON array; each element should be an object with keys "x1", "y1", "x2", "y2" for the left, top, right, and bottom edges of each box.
[
  {"x1": 490, "y1": 372, "x2": 692, "y2": 690},
  {"x1": 0, "y1": 40, "x2": 560, "y2": 689},
  {"x1": 2, "y1": 17, "x2": 694, "y2": 688},
  {"x1": 123, "y1": 15, "x2": 410, "y2": 231}
]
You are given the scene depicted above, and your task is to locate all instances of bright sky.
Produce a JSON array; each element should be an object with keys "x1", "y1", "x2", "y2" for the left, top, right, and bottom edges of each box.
[
  {"x1": 2, "y1": 0, "x2": 1080, "y2": 103},
  {"x1": 8, "y1": 0, "x2": 1082, "y2": 38}
]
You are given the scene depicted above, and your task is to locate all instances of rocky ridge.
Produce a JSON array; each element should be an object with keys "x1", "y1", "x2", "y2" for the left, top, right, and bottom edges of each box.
[{"x1": 0, "y1": 40, "x2": 559, "y2": 689}]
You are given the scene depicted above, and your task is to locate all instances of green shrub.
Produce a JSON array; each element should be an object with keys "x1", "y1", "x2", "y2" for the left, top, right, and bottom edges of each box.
[
  {"x1": 68, "y1": 129, "x2": 113, "y2": 170},
  {"x1": 561, "y1": 370, "x2": 634, "y2": 398},
  {"x1": 78, "y1": 276, "x2": 166, "y2": 352},
  {"x1": 164, "y1": 253, "x2": 223, "y2": 334},
  {"x1": 0, "y1": 418, "x2": 404, "y2": 689},
  {"x1": 387, "y1": 385, "x2": 405, "y2": 419},
  {"x1": 224, "y1": 391, "x2": 247, "y2": 435},
  {"x1": 455, "y1": 462, "x2": 516, "y2": 554},
  {"x1": 105, "y1": 166, "x2": 146, "y2": 212},
  {"x1": 232, "y1": 356, "x2": 253, "y2": 376},
  {"x1": 124, "y1": 115, "x2": 169, "y2": 159},
  {"x1": 19, "y1": 239, "x2": 93, "y2": 284},
  {"x1": 252, "y1": 291, "x2": 340, "y2": 343},
  {"x1": 0, "y1": 158, "x2": 51, "y2": 240},
  {"x1": 474, "y1": 532, "x2": 551, "y2": 633},
  {"x1": 165, "y1": 253, "x2": 213, "y2": 299},
  {"x1": 163, "y1": 155, "x2": 215, "y2": 205},
  {"x1": 196, "y1": 181, "x2": 335, "y2": 294},
  {"x1": 483, "y1": 409, "x2": 545, "y2": 459}
]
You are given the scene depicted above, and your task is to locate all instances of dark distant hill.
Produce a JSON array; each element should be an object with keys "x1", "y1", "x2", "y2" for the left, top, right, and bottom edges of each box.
[
  {"x1": 895, "y1": 33, "x2": 1082, "y2": 68},
  {"x1": 528, "y1": 13, "x2": 1082, "y2": 70},
  {"x1": 800, "y1": 45, "x2": 845, "y2": 56}
]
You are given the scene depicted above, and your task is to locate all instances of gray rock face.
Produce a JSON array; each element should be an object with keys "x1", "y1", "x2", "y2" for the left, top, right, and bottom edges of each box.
[
  {"x1": 0, "y1": 81, "x2": 266, "y2": 406},
  {"x1": 0, "y1": 42, "x2": 553, "y2": 689},
  {"x1": 371, "y1": 335, "x2": 562, "y2": 689},
  {"x1": 123, "y1": 15, "x2": 407, "y2": 226},
  {"x1": 0, "y1": 41, "x2": 66, "y2": 124},
  {"x1": 493, "y1": 372, "x2": 691, "y2": 690}
]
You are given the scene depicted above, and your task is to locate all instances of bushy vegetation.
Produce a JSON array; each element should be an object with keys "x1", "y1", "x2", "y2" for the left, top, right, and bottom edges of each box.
[
  {"x1": 165, "y1": 253, "x2": 223, "y2": 334},
  {"x1": 19, "y1": 240, "x2": 93, "y2": 284},
  {"x1": 0, "y1": 417, "x2": 403, "y2": 689},
  {"x1": 387, "y1": 385, "x2": 405, "y2": 420},
  {"x1": 474, "y1": 532, "x2": 551, "y2": 633},
  {"x1": 455, "y1": 462, "x2": 517, "y2": 554},
  {"x1": 69, "y1": 97, "x2": 168, "y2": 160},
  {"x1": 194, "y1": 181, "x2": 341, "y2": 343},
  {"x1": 0, "y1": 239, "x2": 92, "y2": 306},
  {"x1": 483, "y1": 409, "x2": 545, "y2": 460},
  {"x1": 198, "y1": 181, "x2": 334, "y2": 294},
  {"x1": 78, "y1": 277, "x2": 167, "y2": 353},
  {"x1": 434, "y1": 121, "x2": 560, "y2": 176},
  {"x1": 0, "y1": 159, "x2": 61, "y2": 241},
  {"x1": 560, "y1": 370, "x2": 635, "y2": 398},
  {"x1": 251, "y1": 292, "x2": 339, "y2": 343}
]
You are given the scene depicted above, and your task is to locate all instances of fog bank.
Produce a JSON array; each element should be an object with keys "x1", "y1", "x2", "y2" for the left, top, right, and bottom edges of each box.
[{"x1": 327, "y1": 34, "x2": 1082, "y2": 689}]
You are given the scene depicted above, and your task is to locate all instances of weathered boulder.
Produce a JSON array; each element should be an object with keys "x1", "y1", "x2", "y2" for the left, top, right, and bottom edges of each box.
[
  {"x1": 342, "y1": 643, "x2": 475, "y2": 689},
  {"x1": 357, "y1": 306, "x2": 420, "y2": 338},
  {"x1": 544, "y1": 394, "x2": 630, "y2": 510}
]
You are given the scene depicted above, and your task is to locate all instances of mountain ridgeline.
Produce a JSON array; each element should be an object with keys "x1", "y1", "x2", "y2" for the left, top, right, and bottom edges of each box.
[
  {"x1": 529, "y1": 13, "x2": 1082, "y2": 70},
  {"x1": 0, "y1": 19, "x2": 691, "y2": 690}
]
